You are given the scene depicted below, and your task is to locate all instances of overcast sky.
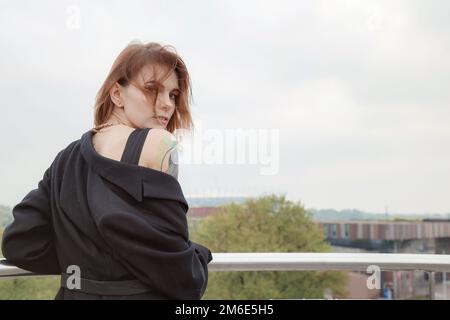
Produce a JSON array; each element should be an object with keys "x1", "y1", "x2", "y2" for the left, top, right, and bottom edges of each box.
[{"x1": 1, "y1": 0, "x2": 449, "y2": 214}]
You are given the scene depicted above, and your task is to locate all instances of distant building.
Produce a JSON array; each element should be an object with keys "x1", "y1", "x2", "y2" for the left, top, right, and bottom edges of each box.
[{"x1": 319, "y1": 220, "x2": 450, "y2": 253}]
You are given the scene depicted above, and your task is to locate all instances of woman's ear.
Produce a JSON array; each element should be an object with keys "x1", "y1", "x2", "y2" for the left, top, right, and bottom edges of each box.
[{"x1": 109, "y1": 83, "x2": 124, "y2": 108}]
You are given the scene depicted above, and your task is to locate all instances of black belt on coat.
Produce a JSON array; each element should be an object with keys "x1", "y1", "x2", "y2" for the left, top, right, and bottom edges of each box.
[{"x1": 60, "y1": 272, "x2": 152, "y2": 296}]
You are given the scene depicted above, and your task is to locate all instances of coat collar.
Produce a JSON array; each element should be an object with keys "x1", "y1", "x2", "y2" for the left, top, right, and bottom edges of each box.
[{"x1": 79, "y1": 129, "x2": 188, "y2": 211}]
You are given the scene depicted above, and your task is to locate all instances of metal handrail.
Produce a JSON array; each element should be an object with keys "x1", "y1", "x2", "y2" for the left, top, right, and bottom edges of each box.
[
  {"x1": 2, "y1": 253, "x2": 449, "y2": 299},
  {"x1": 2, "y1": 253, "x2": 450, "y2": 277},
  {"x1": 208, "y1": 253, "x2": 450, "y2": 272}
]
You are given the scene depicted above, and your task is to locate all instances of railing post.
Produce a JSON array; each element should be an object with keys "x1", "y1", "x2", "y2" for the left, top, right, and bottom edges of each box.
[
  {"x1": 443, "y1": 271, "x2": 447, "y2": 300},
  {"x1": 429, "y1": 271, "x2": 435, "y2": 300},
  {"x1": 393, "y1": 271, "x2": 398, "y2": 299}
]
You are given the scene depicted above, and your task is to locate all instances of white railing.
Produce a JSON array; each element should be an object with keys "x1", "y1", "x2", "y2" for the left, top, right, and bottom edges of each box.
[
  {"x1": 2, "y1": 253, "x2": 450, "y2": 299},
  {"x1": 207, "y1": 253, "x2": 450, "y2": 272}
]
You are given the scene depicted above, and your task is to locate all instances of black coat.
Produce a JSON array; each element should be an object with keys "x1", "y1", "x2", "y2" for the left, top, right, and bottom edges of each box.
[{"x1": 1, "y1": 128, "x2": 213, "y2": 299}]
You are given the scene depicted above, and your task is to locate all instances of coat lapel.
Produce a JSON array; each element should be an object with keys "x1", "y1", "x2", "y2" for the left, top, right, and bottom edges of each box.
[{"x1": 80, "y1": 129, "x2": 188, "y2": 211}]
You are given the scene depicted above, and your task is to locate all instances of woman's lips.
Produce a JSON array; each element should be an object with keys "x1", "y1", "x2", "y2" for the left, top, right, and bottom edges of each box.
[{"x1": 153, "y1": 116, "x2": 168, "y2": 125}]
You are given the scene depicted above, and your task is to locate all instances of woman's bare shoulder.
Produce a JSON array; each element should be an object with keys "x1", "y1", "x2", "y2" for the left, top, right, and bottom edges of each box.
[{"x1": 142, "y1": 128, "x2": 178, "y2": 174}]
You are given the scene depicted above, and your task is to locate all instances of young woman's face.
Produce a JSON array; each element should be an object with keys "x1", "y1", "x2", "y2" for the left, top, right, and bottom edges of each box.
[{"x1": 118, "y1": 64, "x2": 179, "y2": 129}]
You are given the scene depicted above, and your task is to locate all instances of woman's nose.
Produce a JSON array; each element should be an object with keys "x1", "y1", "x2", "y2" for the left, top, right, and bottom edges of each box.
[{"x1": 157, "y1": 94, "x2": 174, "y2": 109}]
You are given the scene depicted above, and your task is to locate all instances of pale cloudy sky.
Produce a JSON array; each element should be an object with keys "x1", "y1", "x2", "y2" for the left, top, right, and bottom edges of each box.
[{"x1": 1, "y1": 0, "x2": 449, "y2": 214}]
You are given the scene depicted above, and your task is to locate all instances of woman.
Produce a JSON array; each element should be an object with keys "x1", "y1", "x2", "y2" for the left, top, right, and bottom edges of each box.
[{"x1": 1, "y1": 41, "x2": 213, "y2": 300}]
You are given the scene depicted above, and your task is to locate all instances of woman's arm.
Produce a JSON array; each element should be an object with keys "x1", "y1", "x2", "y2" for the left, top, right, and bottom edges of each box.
[
  {"x1": 142, "y1": 129, "x2": 179, "y2": 179},
  {"x1": 1, "y1": 165, "x2": 60, "y2": 274},
  {"x1": 160, "y1": 146, "x2": 178, "y2": 179}
]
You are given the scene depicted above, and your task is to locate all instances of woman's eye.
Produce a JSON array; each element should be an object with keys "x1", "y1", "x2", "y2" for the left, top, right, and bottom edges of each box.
[
  {"x1": 170, "y1": 93, "x2": 178, "y2": 100},
  {"x1": 147, "y1": 87, "x2": 157, "y2": 92}
]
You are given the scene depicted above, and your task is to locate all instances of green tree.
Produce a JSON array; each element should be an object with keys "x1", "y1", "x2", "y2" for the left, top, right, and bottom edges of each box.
[
  {"x1": 0, "y1": 277, "x2": 60, "y2": 300},
  {"x1": 190, "y1": 194, "x2": 348, "y2": 299},
  {"x1": 0, "y1": 205, "x2": 13, "y2": 228}
]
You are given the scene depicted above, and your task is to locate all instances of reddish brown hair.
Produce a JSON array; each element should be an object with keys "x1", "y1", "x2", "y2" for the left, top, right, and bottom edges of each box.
[{"x1": 94, "y1": 41, "x2": 194, "y2": 134}]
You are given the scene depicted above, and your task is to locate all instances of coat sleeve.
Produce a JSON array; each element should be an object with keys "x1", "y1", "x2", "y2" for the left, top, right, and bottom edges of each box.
[
  {"x1": 96, "y1": 200, "x2": 213, "y2": 300},
  {"x1": 1, "y1": 165, "x2": 60, "y2": 274}
]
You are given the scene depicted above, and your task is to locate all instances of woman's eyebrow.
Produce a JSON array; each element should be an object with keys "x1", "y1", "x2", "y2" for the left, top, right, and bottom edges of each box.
[{"x1": 144, "y1": 80, "x2": 179, "y2": 91}]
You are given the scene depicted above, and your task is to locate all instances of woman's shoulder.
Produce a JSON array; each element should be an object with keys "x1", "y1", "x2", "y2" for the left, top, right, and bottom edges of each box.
[
  {"x1": 91, "y1": 125, "x2": 178, "y2": 174},
  {"x1": 142, "y1": 128, "x2": 178, "y2": 173},
  {"x1": 144, "y1": 128, "x2": 177, "y2": 149}
]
